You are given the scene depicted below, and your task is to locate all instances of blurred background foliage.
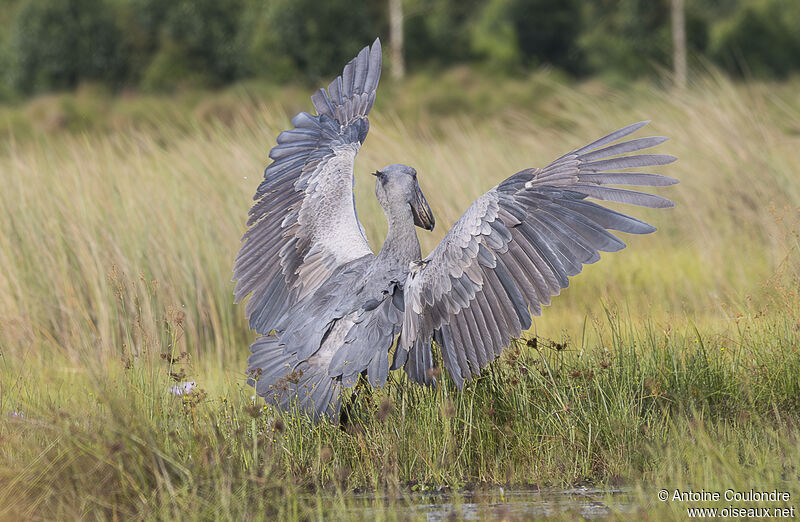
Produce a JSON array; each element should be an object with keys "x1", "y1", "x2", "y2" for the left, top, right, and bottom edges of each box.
[{"x1": 1, "y1": 0, "x2": 800, "y2": 101}]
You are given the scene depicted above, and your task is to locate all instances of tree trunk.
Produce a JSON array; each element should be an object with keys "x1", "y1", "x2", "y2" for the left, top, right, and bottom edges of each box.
[
  {"x1": 389, "y1": 0, "x2": 405, "y2": 80},
  {"x1": 671, "y1": 0, "x2": 687, "y2": 88}
]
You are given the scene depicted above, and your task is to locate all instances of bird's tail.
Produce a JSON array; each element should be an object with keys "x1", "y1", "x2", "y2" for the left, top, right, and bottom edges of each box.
[{"x1": 247, "y1": 335, "x2": 342, "y2": 420}]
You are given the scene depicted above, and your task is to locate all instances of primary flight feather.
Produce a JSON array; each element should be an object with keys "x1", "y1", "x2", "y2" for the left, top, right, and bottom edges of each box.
[{"x1": 234, "y1": 38, "x2": 677, "y2": 420}]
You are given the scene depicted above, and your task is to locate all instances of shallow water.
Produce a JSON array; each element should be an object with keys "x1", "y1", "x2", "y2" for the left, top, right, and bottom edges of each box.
[{"x1": 351, "y1": 487, "x2": 635, "y2": 520}]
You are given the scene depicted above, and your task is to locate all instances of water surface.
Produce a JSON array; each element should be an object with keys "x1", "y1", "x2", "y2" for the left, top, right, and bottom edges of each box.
[{"x1": 352, "y1": 487, "x2": 635, "y2": 520}]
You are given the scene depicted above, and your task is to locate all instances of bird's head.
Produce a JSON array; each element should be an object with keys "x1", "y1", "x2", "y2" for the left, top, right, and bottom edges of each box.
[{"x1": 373, "y1": 164, "x2": 435, "y2": 231}]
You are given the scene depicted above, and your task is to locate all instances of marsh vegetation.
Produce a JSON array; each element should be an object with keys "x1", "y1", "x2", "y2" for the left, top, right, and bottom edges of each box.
[{"x1": 1, "y1": 72, "x2": 799, "y2": 519}]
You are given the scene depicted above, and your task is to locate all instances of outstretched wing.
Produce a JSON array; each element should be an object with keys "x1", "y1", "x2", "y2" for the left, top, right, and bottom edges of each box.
[
  {"x1": 398, "y1": 122, "x2": 677, "y2": 387},
  {"x1": 234, "y1": 39, "x2": 382, "y2": 334}
]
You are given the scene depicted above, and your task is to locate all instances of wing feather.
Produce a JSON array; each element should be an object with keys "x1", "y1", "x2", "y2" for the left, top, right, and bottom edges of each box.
[
  {"x1": 400, "y1": 122, "x2": 677, "y2": 386},
  {"x1": 234, "y1": 39, "x2": 383, "y2": 335}
]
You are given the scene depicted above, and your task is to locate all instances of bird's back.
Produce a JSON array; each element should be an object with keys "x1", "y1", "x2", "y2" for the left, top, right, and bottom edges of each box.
[{"x1": 246, "y1": 254, "x2": 407, "y2": 419}]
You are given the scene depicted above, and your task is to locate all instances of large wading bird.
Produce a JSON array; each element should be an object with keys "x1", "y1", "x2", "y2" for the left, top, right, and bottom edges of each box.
[{"x1": 234, "y1": 39, "x2": 677, "y2": 420}]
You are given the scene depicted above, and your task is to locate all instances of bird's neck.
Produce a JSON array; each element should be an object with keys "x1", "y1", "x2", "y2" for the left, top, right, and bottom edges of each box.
[{"x1": 377, "y1": 205, "x2": 421, "y2": 265}]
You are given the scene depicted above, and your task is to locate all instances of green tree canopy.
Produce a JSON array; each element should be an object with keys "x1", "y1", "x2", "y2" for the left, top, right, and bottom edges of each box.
[
  {"x1": 10, "y1": 0, "x2": 124, "y2": 93},
  {"x1": 2, "y1": 0, "x2": 800, "y2": 97}
]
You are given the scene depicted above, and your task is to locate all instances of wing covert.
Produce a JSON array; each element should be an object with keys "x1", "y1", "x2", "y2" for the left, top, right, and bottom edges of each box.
[
  {"x1": 401, "y1": 122, "x2": 677, "y2": 387},
  {"x1": 234, "y1": 39, "x2": 382, "y2": 334}
]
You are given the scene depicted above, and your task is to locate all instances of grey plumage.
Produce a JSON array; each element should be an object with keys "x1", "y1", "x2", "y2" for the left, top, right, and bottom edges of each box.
[{"x1": 234, "y1": 38, "x2": 678, "y2": 421}]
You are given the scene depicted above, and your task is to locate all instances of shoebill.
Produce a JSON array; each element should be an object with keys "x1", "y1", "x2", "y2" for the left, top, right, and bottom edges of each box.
[{"x1": 233, "y1": 38, "x2": 678, "y2": 420}]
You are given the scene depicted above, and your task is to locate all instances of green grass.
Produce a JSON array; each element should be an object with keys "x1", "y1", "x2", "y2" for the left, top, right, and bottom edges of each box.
[{"x1": 1, "y1": 69, "x2": 800, "y2": 519}]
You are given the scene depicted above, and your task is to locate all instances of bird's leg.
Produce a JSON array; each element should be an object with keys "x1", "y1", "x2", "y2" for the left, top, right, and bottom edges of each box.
[{"x1": 339, "y1": 371, "x2": 372, "y2": 430}]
